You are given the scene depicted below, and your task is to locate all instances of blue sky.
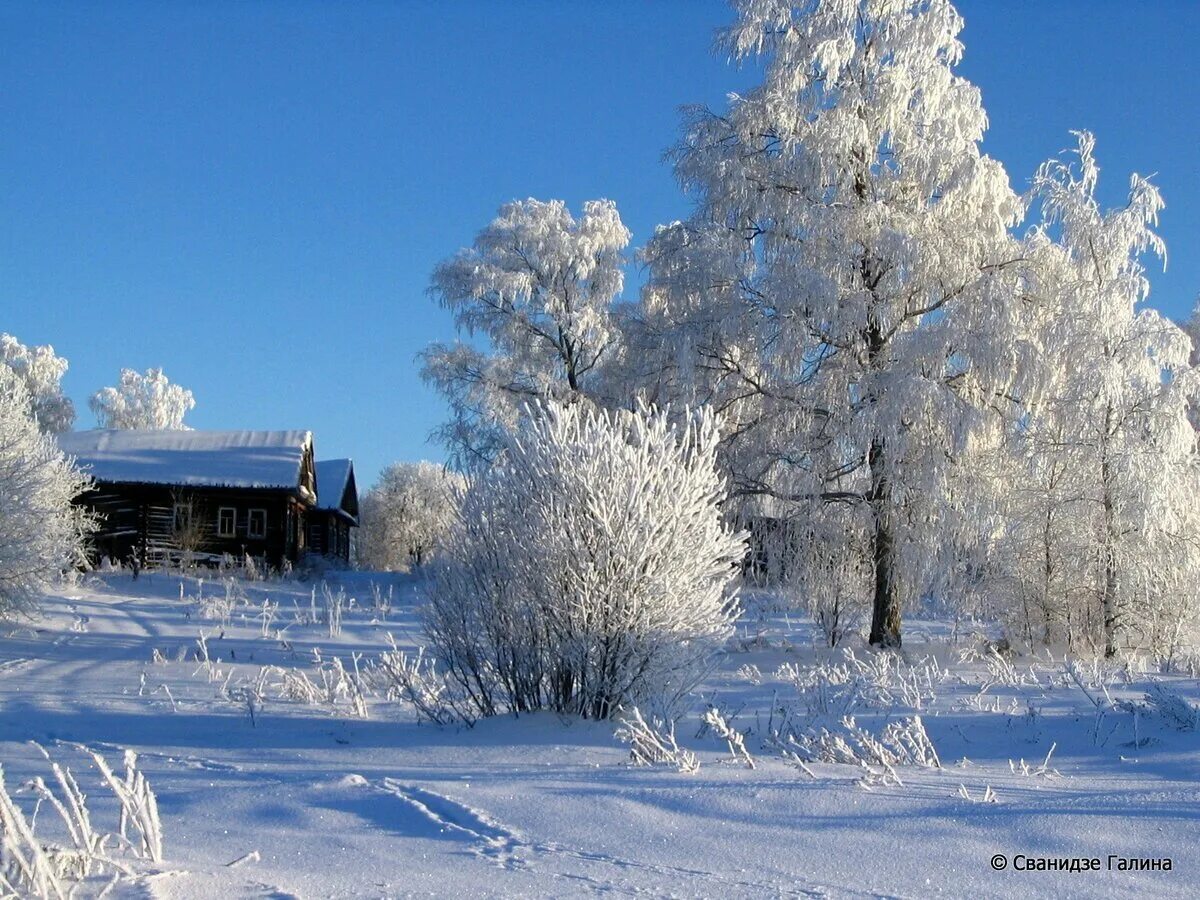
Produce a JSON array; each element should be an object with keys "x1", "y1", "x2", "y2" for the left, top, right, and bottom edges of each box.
[{"x1": 3, "y1": 1, "x2": 1197, "y2": 487}]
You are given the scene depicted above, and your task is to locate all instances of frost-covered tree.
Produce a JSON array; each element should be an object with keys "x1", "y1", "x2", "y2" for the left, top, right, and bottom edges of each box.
[
  {"x1": 0, "y1": 333, "x2": 75, "y2": 434},
  {"x1": 424, "y1": 401, "x2": 747, "y2": 719},
  {"x1": 89, "y1": 367, "x2": 196, "y2": 430},
  {"x1": 421, "y1": 198, "x2": 631, "y2": 466},
  {"x1": 1001, "y1": 133, "x2": 1200, "y2": 657},
  {"x1": 0, "y1": 368, "x2": 92, "y2": 618},
  {"x1": 1182, "y1": 298, "x2": 1200, "y2": 368},
  {"x1": 637, "y1": 0, "x2": 1029, "y2": 646},
  {"x1": 357, "y1": 461, "x2": 464, "y2": 571}
]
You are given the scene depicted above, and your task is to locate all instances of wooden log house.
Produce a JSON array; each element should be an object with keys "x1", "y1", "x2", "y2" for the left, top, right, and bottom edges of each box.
[
  {"x1": 309, "y1": 458, "x2": 359, "y2": 562},
  {"x1": 57, "y1": 429, "x2": 358, "y2": 568}
]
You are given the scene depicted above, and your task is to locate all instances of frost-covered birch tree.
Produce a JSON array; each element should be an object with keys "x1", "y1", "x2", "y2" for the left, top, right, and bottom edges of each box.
[
  {"x1": 357, "y1": 461, "x2": 464, "y2": 571},
  {"x1": 638, "y1": 0, "x2": 1029, "y2": 646},
  {"x1": 89, "y1": 367, "x2": 196, "y2": 430},
  {"x1": 421, "y1": 198, "x2": 631, "y2": 466},
  {"x1": 1008, "y1": 133, "x2": 1200, "y2": 657},
  {"x1": 0, "y1": 333, "x2": 75, "y2": 434},
  {"x1": 0, "y1": 369, "x2": 92, "y2": 618}
]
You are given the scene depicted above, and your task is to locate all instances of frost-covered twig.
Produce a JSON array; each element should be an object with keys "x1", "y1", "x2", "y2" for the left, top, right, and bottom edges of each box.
[
  {"x1": 703, "y1": 707, "x2": 755, "y2": 769},
  {"x1": 615, "y1": 708, "x2": 698, "y2": 773}
]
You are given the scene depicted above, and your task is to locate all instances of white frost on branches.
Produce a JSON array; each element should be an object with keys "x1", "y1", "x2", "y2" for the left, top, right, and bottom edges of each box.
[
  {"x1": 357, "y1": 461, "x2": 464, "y2": 571},
  {"x1": 0, "y1": 369, "x2": 92, "y2": 618},
  {"x1": 0, "y1": 333, "x2": 75, "y2": 434},
  {"x1": 421, "y1": 198, "x2": 631, "y2": 466},
  {"x1": 423, "y1": 400, "x2": 747, "y2": 719},
  {"x1": 991, "y1": 133, "x2": 1200, "y2": 656},
  {"x1": 633, "y1": 0, "x2": 1030, "y2": 647},
  {"x1": 89, "y1": 367, "x2": 196, "y2": 430}
]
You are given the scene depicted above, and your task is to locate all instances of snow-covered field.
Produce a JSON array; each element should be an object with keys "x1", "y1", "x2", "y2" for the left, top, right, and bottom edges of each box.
[{"x1": 2, "y1": 573, "x2": 1198, "y2": 898}]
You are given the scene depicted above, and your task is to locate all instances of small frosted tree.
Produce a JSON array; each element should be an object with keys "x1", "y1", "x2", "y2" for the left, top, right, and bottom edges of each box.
[
  {"x1": 90, "y1": 367, "x2": 196, "y2": 430},
  {"x1": 1009, "y1": 133, "x2": 1200, "y2": 657},
  {"x1": 424, "y1": 401, "x2": 747, "y2": 719},
  {"x1": 357, "y1": 461, "x2": 464, "y2": 571},
  {"x1": 421, "y1": 198, "x2": 631, "y2": 466},
  {"x1": 0, "y1": 333, "x2": 75, "y2": 434},
  {"x1": 0, "y1": 369, "x2": 93, "y2": 618}
]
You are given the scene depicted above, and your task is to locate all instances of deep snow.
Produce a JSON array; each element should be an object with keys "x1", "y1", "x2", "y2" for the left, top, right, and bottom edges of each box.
[{"x1": 1, "y1": 572, "x2": 1197, "y2": 898}]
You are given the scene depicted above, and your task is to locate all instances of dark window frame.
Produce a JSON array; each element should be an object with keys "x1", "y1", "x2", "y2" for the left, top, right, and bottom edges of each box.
[{"x1": 247, "y1": 508, "x2": 267, "y2": 540}]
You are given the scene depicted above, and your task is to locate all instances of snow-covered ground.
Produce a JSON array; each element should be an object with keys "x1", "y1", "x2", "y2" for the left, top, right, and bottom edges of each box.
[{"x1": 2, "y1": 573, "x2": 1198, "y2": 898}]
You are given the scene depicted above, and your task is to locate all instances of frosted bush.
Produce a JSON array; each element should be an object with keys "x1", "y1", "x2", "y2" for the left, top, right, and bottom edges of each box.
[
  {"x1": 0, "y1": 369, "x2": 92, "y2": 619},
  {"x1": 423, "y1": 400, "x2": 747, "y2": 720}
]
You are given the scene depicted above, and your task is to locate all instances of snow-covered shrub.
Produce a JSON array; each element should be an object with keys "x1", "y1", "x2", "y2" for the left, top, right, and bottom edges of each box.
[
  {"x1": 371, "y1": 639, "x2": 475, "y2": 726},
  {"x1": 0, "y1": 369, "x2": 92, "y2": 619},
  {"x1": 615, "y1": 708, "x2": 698, "y2": 773},
  {"x1": 423, "y1": 400, "x2": 747, "y2": 720}
]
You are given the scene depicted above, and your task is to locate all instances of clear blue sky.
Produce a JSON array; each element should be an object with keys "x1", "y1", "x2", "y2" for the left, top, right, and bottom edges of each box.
[{"x1": 3, "y1": 1, "x2": 1197, "y2": 487}]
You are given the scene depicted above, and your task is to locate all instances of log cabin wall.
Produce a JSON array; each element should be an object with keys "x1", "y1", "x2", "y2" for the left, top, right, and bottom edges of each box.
[{"x1": 80, "y1": 482, "x2": 309, "y2": 569}]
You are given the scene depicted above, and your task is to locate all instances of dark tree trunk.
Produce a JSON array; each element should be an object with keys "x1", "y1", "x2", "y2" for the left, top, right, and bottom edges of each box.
[
  {"x1": 1100, "y1": 405, "x2": 1119, "y2": 659},
  {"x1": 867, "y1": 438, "x2": 902, "y2": 648}
]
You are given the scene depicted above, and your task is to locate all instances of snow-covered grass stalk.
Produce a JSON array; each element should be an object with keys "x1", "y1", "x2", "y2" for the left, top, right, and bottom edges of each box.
[
  {"x1": 1145, "y1": 682, "x2": 1199, "y2": 731},
  {"x1": 778, "y1": 649, "x2": 947, "y2": 720},
  {"x1": 424, "y1": 400, "x2": 747, "y2": 720},
  {"x1": 957, "y1": 784, "x2": 998, "y2": 804},
  {"x1": 87, "y1": 748, "x2": 163, "y2": 863},
  {"x1": 615, "y1": 708, "x2": 698, "y2": 773},
  {"x1": 0, "y1": 763, "x2": 68, "y2": 899},
  {"x1": 257, "y1": 598, "x2": 277, "y2": 638},
  {"x1": 795, "y1": 715, "x2": 941, "y2": 774},
  {"x1": 368, "y1": 581, "x2": 393, "y2": 620},
  {"x1": 1, "y1": 743, "x2": 162, "y2": 898},
  {"x1": 256, "y1": 653, "x2": 370, "y2": 719},
  {"x1": 703, "y1": 707, "x2": 755, "y2": 769},
  {"x1": 321, "y1": 583, "x2": 344, "y2": 638}
]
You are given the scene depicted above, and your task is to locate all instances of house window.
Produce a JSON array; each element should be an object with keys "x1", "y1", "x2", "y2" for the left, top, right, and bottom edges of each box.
[
  {"x1": 173, "y1": 503, "x2": 193, "y2": 532},
  {"x1": 217, "y1": 507, "x2": 236, "y2": 538},
  {"x1": 247, "y1": 508, "x2": 267, "y2": 539}
]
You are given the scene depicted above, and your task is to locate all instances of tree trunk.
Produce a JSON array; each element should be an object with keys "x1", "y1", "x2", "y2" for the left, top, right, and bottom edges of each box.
[
  {"x1": 1100, "y1": 406, "x2": 1119, "y2": 658},
  {"x1": 868, "y1": 439, "x2": 902, "y2": 648}
]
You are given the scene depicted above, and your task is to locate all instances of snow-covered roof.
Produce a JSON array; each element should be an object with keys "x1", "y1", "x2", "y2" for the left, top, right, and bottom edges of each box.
[
  {"x1": 312, "y1": 458, "x2": 352, "y2": 520},
  {"x1": 315, "y1": 459, "x2": 353, "y2": 509},
  {"x1": 58, "y1": 429, "x2": 314, "y2": 495}
]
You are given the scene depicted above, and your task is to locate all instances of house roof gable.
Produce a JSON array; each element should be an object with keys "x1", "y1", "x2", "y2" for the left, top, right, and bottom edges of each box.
[{"x1": 315, "y1": 458, "x2": 358, "y2": 523}]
